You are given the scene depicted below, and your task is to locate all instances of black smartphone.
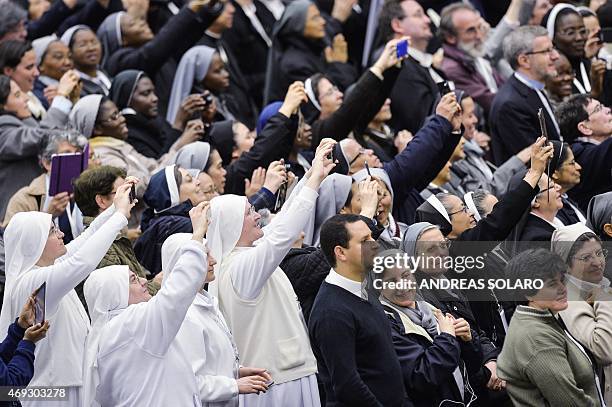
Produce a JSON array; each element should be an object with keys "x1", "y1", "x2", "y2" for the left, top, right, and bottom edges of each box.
[
  {"x1": 365, "y1": 161, "x2": 371, "y2": 177},
  {"x1": 34, "y1": 282, "x2": 46, "y2": 325},
  {"x1": 600, "y1": 28, "x2": 612, "y2": 43},
  {"x1": 437, "y1": 80, "x2": 455, "y2": 96},
  {"x1": 129, "y1": 184, "x2": 136, "y2": 203},
  {"x1": 396, "y1": 39, "x2": 409, "y2": 59}
]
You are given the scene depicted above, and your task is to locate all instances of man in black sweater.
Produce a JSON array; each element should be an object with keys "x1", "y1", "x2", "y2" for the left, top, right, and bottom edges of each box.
[{"x1": 309, "y1": 214, "x2": 409, "y2": 406}]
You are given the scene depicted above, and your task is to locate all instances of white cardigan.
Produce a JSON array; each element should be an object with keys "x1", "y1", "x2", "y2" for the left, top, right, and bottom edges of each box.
[{"x1": 218, "y1": 186, "x2": 319, "y2": 385}]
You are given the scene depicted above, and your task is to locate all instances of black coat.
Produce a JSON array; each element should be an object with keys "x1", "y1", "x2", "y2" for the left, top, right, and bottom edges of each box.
[
  {"x1": 514, "y1": 213, "x2": 557, "y2": 254},
  {"x1": 311, "y1": 68, "x2": 398, "y2": 149},
  {"x1": 104, "y1": 5, "x2": 223, "y2": 118},
  {"x1": 222, "y1": 0, "x2": 276, "y2": 107},
  {"x1": 556, "y1": 195, "x2": 585, "y2": 226},
  {"x1": 568, "y1": 138, "x2": 612, "y2": 211},
  {"x1": 198, "y1": 33, "x2": 259, "y2": 129},
  {"x1": 489, "y1": 75, "x2": 561, "y2": 165},
  {"x1": 134, "y1": 201, "x2": 193, "y2": 276},
  {"x1": 384, "y1": 304, "x2": 483, "y2": 407},
  {"x1": 125, "y1": 113, "x2": 181, "y2": 159},
  {"x1": 354, "y1": 126, "x2": 397, "y2": 163},
  {"x1": 222, "y1": 111, "x2": 295, "y2": 195},
  {"x1": 390, "y1": 56, "x2": 442, "y2": 135}
]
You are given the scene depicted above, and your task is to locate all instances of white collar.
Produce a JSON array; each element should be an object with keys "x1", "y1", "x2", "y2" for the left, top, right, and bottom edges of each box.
[
  {"x1": 408, "y1": 47, "x2": 433, "y2": 68},
  {"x1": 576, "y1": 136, "x2": 603, "y2": 145},
  {"x1": 566, "y1": 274, "x2": 611, "y2": 292},
  {"x1": 530, "y1": 211, "x2": 561, "y2": 229},
  {"x1": 205, "y1": 30, "x2": 222, "y2": 39},
  {"x1": 325, "y1": 268, "x2": 362, "y2": 298}
]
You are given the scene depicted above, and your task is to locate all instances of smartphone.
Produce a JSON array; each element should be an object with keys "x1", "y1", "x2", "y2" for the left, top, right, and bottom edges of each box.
[
  {"x1": 601, "y1": 28, "x2": 612, "y2": 43},
  {"x1": 437, "y1": 80, "x2": 455, "y2": 96},
  {"x1": 34, "y1": 282, "x2": 46, "y2": 325},
  {"x1": 364, "y1": 161, "x2": 371, "y2": 177},
  {"x1": 327, "y1": 145, "x2": 336, "y2": 162},
  {"x1": 537, "y1": 108, "x2": 548, "y2": 142},
  {"x1": 265, "y1": 380, "x2": 275, "y2": 388},
  {"x1": 396, "y1": 39, "x2": 409, "y2": 59},
  {"x1": 129, "y1": 184, "x2": 136, "y2": 203}
]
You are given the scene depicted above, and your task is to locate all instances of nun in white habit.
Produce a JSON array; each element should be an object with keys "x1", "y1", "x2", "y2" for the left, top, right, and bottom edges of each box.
[
  {"x1": 206, "y1": 139, "x2": 336, "y2": 407},
  {"x1": 83, "y1": 203, "x2": 211, "y2": 407},
  {"x1": 162, "y1": 233, "x2": 272, "y2": 407},
  {"x1": 0, "y1": 179, "x2": 137, "y2": 407}
]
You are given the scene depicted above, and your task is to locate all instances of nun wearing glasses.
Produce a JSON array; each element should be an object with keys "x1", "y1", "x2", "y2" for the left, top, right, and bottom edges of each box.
[{"x1": 0, "y1": 177, "x2": 137, "y2": 407}]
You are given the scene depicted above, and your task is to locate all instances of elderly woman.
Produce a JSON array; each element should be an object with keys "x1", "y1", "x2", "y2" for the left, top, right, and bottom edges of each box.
[
  {"x1": 0, "y1": 74, "x2": 78, "y2": 220},
  {"x1": 498, "y1": 248, "x2": 606, "y2": 406},
  {"x1": 378, "y1": 249, "x2": 482, "y2": 407},
  {"x1": 400, "y1": 222, "x2": 505, "y2": 399},
  {"x1": 0, "y1": 177, "x2": 134, "y2": 407},
  {"x1": 352, "y1": 167, "x2": 407, "y2": 248},
  {"x1": 205, "y1": 140, "x2": 335, "y2": 406},
  {"x1": 552, "y1": 223, "x2": 612, "y2": 405},
  {"x1": 263, "y1": 0, "x2": 356, "y2": 103},
  {"x1": 550, "y1": 140, "x2": 586, "y2": 225},
  {"x1": 162, "y1": 233, "x2": 272, "y2": 406},
  {"x1": 2, "y1": 130, "x2": 87, "y2": 242},
  {"x1": 82, "y1": 203, "x2": 211, "y2": 407},
  {"x1": 134, "y1": 164, "x2": 208, "y2": 276}
]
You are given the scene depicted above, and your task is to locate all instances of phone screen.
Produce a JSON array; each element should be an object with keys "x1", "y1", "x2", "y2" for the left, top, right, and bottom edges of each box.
[
  {"x1": 396, "y1": 39, "x2": 408, "y2": 59},
  {"x1": 34, "y1": 282, "x2": 46, "y2": 325},
  {"x1": 129, "y1": 184, "x2": 136, "y2": 203}
]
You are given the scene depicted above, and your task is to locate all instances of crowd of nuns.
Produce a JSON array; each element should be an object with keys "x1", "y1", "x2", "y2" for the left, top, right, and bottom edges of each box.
[{"x1": 0, "y1": 0, "x2": 612, "y2": 405}]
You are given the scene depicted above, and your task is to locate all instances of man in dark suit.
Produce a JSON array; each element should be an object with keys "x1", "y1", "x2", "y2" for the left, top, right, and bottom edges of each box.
[
  {"x1": 198, "y1": 0, "x2": 259, "y2": 128},
  {"x1": 489, "y1": 25, "x2": 562, "y2": 165},
  {"x1": 223, "y1": 0, "x2": 276, "y2": 107},
  {"x1": 377, "y1": 0, "x2": 444, "y2": 134}
]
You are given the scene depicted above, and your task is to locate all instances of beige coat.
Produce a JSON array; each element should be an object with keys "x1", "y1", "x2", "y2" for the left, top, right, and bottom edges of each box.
[
  {"x1": 88, "y1": 136, "x2": 169, "y2": 198},
  {"x1": 560, "y1": 279, "x2": 612, "y2": 406},
  {"x1": 2, "y1": 173, "x2": 46, "y2": 227}
]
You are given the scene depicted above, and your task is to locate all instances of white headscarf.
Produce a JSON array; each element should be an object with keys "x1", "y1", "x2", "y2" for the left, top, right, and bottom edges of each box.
[
  {"x1": 0, "y1": 212, "x2": 52, "y2": 335},
  {"x1": 161, "y1": 233, "x2": 197, "y2": 279},
  {"x1": 32, "y1": 34, "x2": 59, "y2": 66},
  {"x1": 206, "y1": 195, "x2": 247, "y2": 296},
  {"x1": 69, "y1": 94, "x2": 104, "y2": 138},
  {"x1": 82, "y1": 265, "x2": 129, "y2": 407},
  {"x1": 166, "y1": 46, "x2": 216, "y2": 125},
  {"x1": 546, "y1": 3, "x2": 579, "y2": 39},
  {"x1": 60, "y1": 24, "x2": 89, "y2": 46}
]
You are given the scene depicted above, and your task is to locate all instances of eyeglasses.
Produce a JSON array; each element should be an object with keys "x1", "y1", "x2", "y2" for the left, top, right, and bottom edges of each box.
[
  {"x1": 349, "y1": 148, "x2": 367, "y2": 166},
  {"x1": 320, "y1": 85, "x2": 339, "y2": 100},
  {"x1": 49, "y1": 225, "x2": 62, "y2": 238},
  {"x1": 100, "y1": 110, "x2": 122, "y2": 123},
  {"x1": 423, "y1": 239, "x2": 452, "y2": 254},
  {"x1": 573, "y1": 249, "x2": 608, "y2": 263},
  {"x1": 558, "y1": 28, "x2": 587, "y2": 38},
  {"x1": 560, "y1": 159, "x2": 578, "y2": 168},
  {"x1": 129, "y1": 273, "x2": 141, "y2": 285},
  {"x1": 448, "y1": 205, "x2": 469, "y2": 216},
  {"x1": 588, "y1": 103, "x2": 604, "y2": 117},
  {"x1": 525, "y1": 47, "x2": 558, "y2": 56}
]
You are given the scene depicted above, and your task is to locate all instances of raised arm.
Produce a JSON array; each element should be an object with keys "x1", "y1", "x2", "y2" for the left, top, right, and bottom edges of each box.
[
  {"x1": 230, "y1": 140, "x2": 336, "y2": 300},
  {"x1": 106, "y1": 1, "x2": 223, "y2": 75},
  {"x1": 13, "y1": 181, "x2": 135, "y2": 317},
  {"x1": 132, "y1": 202, "x2": 209, "y2": 354}
]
